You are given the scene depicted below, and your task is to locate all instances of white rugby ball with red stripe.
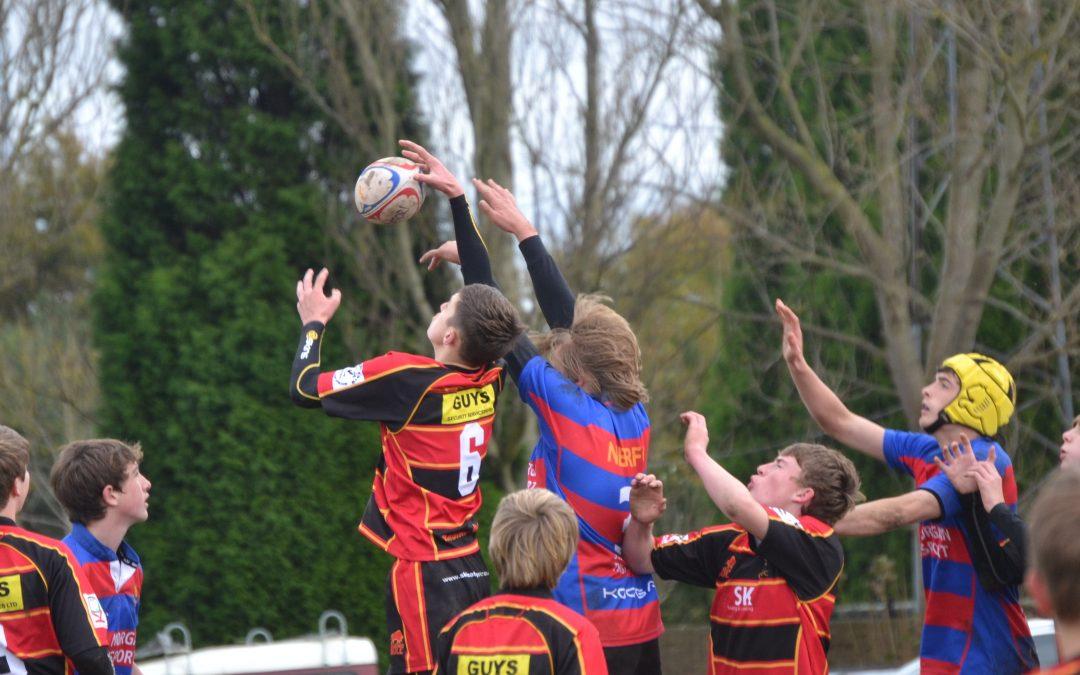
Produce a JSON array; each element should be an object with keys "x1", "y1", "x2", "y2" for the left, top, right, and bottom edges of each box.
[{"x1": 354, "y1": 156, "x2": 426, "y2": 224}]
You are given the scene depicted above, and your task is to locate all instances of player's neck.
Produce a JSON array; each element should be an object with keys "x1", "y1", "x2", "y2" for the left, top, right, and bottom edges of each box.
[
  {"x1": 87, "y1": 515, "x2": 132, "y2": 553},
  {"x1": 0, "y1": 504, "x2": 17, "y2": 522},
  {"x1": 433, "y1": 345, "x2": 474, "y2": 370},
  {"x1": 932, "y1": 424, "x2": 983, "y2": 447}
]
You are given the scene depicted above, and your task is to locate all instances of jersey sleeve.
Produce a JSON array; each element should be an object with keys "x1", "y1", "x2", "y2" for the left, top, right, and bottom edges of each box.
[
  {"x1": 315, "y1": 352, "x2": 438, "y2": 424},
  {"x1": 650, "y1": 527, "x2": 741, "y2": 588},
  {"x1": 961, "y1": 495, "x2": 1027, "y2": 590},
  {"x1": 48, "y1": 544, "x2": 109, "y2": 658},
  {"x1": 919, "y1": 472, "x2": 962, "y2": 519},
  {"x1": 450, "y1": 195, "x2": 498, "y2": 288},
  {"x1": 518, "y1": 235, "x2": 575, "y2": 330},
  {"x1": 882, "y1": 428, "x2": 939, "y2": 477},
  {"x1": 753, "y1": 509, "x2": 843, "y2": 600}
]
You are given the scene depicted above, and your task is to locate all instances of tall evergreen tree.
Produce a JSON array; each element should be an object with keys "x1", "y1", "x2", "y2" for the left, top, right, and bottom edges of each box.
[{"x1": 94, "y1": 0, "x2": 423, "y2": 647}]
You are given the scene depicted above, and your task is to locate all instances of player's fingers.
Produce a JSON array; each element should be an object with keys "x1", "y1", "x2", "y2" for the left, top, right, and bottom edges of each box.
[
  {"x1": 302, "y1": 268, "x2": 314, "y2": 292},
  {"x1": 934, "y1": 456, "x2": 947, "y2": 473},
  {"x1": 471, "y1": 177, "x2": 490, "y2": 197},
  {"x1": 986, "y1": 445, "x2": 996, "y2": 465},
  {"x1": 296, "y1": 279, "x2": 304, "y2": 302},
  {"x1": 679, "y1": 412, "x2": 692, "y2": 426},
  {"x1": 330, "y1": 288, "x2": 342, "y2": 305},
  {"x1": 478, "y1": 199, "x2": 494, "y2": 217},
  {"x1": 314, "y1": 267, "x2": 330, "y2": 292}
]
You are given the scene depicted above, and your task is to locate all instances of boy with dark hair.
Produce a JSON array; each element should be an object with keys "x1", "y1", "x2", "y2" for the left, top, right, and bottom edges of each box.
[
  {"x1": 622, "y1": 412, "x2": 862, "y2": 674},
  {"x1": 0, "y1": 425, "x2": 114, "y2": 674},
  {"x1": 776, "y1": 299, "x2": 1038, "y2": 673},
  {"x1": 51, "y1": 439, "x2": 150, "y2": 675},
  {"x1": 404, "y1": 140, "x2": 663, "y2": 674},
  {"x1": 289, "y1": 231, "x2": 525, "y2": 672},
  {"x1": 1026, "y1": 466, "x2": 1080, "y2": 675},
  {"x1": 434, "y1": 489, "x2": 608, "y2": 675}
]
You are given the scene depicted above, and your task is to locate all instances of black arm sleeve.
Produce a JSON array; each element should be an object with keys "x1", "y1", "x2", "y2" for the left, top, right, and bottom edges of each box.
[
  {"x1": 70, "y1": 646, "x2": 116, "y2": 675},
  {"x1": 518, "y1": 235, "x2": 575, "y2": 330},
  {"x1": 450, "y1": 195, "x2": 497, "y2": 287},
  {"x1": 961, "y1": 493, "x2": 1027, "y2": 590},
  {"x1": 450, "y1": 195, "x2": 538, "y2": 380},
  {"x1": 289, "y1": 321, "x2": 325, "y2": 407}
]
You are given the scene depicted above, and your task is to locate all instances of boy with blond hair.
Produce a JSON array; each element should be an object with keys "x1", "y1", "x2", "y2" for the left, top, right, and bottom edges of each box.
[
  {"x1": 434, "y1": 489, "x2": 607, "y2": 674},
  {"x1": 51, "y1": 439, "x2": 151, "y2": 675},
  {"x1": 0, "y1": 425, "x2": 113, "y2": 674}
]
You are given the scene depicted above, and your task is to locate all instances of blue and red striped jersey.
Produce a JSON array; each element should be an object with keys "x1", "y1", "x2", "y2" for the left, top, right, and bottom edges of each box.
[
  {"x1": 884, "y1": 429, "x2": 1038, "y2": 674},
  {"x1": 519, "y1": 355, "x2": 662, "y2": 647},
  {"x1": 63, "y1": 523, "x2": 142, "y2": 675}
]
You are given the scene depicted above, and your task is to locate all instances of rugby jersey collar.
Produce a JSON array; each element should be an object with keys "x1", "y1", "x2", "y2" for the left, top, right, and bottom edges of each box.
[
  {"x1": 498, "y1": 586, "x2": 553, "y2": 600},
  {"x1": 0, "y1": 516, "x2": 14, "y2": 527},
  {"x1": 68, "y1": 522, "x2": 141, "y2": 566}
]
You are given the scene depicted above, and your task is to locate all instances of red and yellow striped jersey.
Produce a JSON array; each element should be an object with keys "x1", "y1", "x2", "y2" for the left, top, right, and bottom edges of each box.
[{"x1": 651, "y1": 507, "x2": 842, "y2": 675}]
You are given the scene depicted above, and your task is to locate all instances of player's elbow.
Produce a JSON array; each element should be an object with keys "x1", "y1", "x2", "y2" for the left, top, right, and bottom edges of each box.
[{"x1": 289, "y1": 385, "x2": 321, "y2": 408}]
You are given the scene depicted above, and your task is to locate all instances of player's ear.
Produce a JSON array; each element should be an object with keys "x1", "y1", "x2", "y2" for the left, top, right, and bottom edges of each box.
[
  {"x1": 102, "y1": 484, "x2": 121, "y2": 508},
  {"x1": 793, "y1": 486, "x2": 815, "y2": 506},
  {"x1": 442, "y1": 325, "x2": 459, "y2": 348},
  {"x1": 1026, "y1": 570, "x2": 1053, "y2": 617}
]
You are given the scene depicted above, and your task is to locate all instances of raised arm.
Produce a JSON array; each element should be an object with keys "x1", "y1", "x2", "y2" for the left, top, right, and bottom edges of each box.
[
  {"x1": 680, "y1": 412, "x2": 770, "y2": 539},
  {"x1": 290, "y1": 268, "x2": 340, "y2": 407},
  {"x1": 400, "y1": 140, "x2": 497, "y2": 288},
  {"x1": 776, "y1": 299, "x2": 886, "y2": 461},
  {"x1": 834, "y1": 489, "x2": 941, "y2": 536},
  {"x1": 473, "y1": 178, "x2": 576, "y2": 329}
]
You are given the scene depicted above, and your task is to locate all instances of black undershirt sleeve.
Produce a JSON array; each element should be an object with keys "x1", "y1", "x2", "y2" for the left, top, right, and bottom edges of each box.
[
  {"x1": 450, "y1": 195, "x2": 538, "y2": 380},
  {"x1": 71, "y1": 646, "x2": 116, "y2": 675},
  {"x1": 962, "y1": 493, "x2": 1027, "y2": 590},
  {"x1": 518, "y1": 235, "x2": 575, "y2": 330},
  {"x1": 289, "y1": 321, "x2": 325, "y2": 407}
]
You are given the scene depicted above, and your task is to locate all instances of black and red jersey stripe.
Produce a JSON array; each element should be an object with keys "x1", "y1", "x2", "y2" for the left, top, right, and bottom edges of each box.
[
  {"x1": 292, "y1": 331, "x2": 506, "y2": 561},
  {"x1": 0, "y1": 519, "x2": 109, "y2": 673},
  {"x1": 434, "y1": 588, "x2": 608, "y2": 674}
]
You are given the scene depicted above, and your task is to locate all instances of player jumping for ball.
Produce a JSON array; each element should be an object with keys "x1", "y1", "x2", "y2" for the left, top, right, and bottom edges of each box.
[
  {"x1": 289, "y1": 244, "x2": 524, "y2": 672},
  {"x1": 403, "y1": 139, "x2": 664, "y2": 674}
]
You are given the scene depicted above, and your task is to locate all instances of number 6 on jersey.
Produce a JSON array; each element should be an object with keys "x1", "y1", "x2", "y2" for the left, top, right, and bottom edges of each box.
[{"x1": 458, "y1": 422, "x2": 484, "y2": 496}]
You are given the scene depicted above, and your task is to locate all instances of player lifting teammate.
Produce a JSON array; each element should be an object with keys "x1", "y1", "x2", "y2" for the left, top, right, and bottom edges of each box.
[
  {"x1": 289, "y1": 244, "x2": 524, "y2": 672},
  {"x1": 403, "y1": 140, "x2": 663, "y2": 673},
  {"x1": 776, "y1": 299, "x2": 1038, "y2": 673}
]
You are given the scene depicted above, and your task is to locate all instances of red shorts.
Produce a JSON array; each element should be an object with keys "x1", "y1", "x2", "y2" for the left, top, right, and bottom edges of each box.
[{"x1": 385, "y1": 552, "x2": 491, "y2": 673}]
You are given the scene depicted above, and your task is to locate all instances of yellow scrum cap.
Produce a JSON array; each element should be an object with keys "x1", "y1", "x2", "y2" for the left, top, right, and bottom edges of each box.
[{"x1": 938, "y1": 353, "x2": 1016, "y2": 437}]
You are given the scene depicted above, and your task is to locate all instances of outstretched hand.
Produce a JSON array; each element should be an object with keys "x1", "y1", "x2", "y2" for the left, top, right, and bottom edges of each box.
[
  {"x1": 398, "y1": 139, "x2": 464, "y2": 197},
  {"x1": 472, "y1": 178, "x2": 537, "y2": 241},
  {"x1": 419, "y1": 241, "x2": 461, "y2": 271},
  {"x1": 680, "y1": 411, "x2": 710, "y2": 465},
  {"x1": 969, "y1": 446, "x2": 1004, "y2": 512},
  {"x1": 775, "y1": 299, "x2": 805, "y2": 365},
  {"x1": 934, "y1": 435, "x2": 979, "y2": 493},
  {"x1": 629, "y1": 473, "x2": 667, "y2": 525},
  {"x1": 296, "y1": 268, "x2": 341, "y2": 325}
]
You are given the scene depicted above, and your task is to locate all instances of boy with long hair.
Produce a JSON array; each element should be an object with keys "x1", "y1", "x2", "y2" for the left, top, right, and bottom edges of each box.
[{"x1": 404, "y1": 139, "x2": 662, "y2": 673}]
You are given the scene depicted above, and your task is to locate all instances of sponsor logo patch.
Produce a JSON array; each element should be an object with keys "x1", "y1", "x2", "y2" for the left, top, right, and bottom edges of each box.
[
  {"x1": 85, "y1": 593, "x2": 108, "y2": 629},
  {"x1": 607, "y1": 442, "x2": 645, "y2": 468},
  {"x1": 331, "y1": 366, "x2": 365, "y2": 390},
  {"x1": 299, "y1": 330, "x2": 319, "y2": 359},
  {"x1": 442, "y1": 385, "x2": 495, "y2": 424},
  {"x1": 390, "y1": 629, "x2": 405, "y2": 656},
  {"x1": 457, "y1": 654, "x2": 530, "y2": 674},
  {"x1": 0, "y1": 574, "x2": 23, "y2": 613}
]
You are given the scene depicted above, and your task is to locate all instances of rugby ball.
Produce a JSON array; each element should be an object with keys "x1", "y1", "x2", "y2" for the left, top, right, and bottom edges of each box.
[{"x1": 354, "y1": 157, "x2": 426, "y2": 224}]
